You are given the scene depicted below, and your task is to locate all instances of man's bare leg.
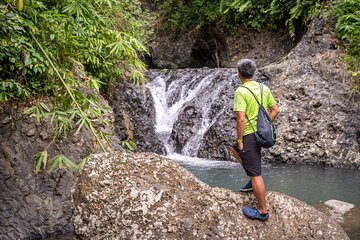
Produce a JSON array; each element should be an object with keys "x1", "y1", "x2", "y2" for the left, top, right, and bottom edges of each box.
[{"x1": 251, "y1": 176, "x2": 267, "y2": 214}]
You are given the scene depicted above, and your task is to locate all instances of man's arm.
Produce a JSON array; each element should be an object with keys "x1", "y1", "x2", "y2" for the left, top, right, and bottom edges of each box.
[
  {"x1": 236, "y1": 111, "x2": 246, "y2": 150},
  {"x1": 268, "y1": 104, "x2": 279, "y2": 122}
]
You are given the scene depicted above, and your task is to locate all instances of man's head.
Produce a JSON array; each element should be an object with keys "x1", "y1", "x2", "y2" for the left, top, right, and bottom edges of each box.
[{"x1": 237, "y1": 59, "x2": 256, "y2": 80}]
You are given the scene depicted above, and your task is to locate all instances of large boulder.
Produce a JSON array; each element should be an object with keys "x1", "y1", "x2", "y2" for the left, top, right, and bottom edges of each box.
[
  {"x1": 0, "y1": 95, "x2": 121, "y2": 239},
  {"x1": 73, "y1": 151, "x2": 348, "y2": 239}
]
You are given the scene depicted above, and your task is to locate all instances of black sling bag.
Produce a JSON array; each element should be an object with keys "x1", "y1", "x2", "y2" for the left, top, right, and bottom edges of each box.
[{"x1": 241, "y1": 83, "x2": 276, "y2": 148}]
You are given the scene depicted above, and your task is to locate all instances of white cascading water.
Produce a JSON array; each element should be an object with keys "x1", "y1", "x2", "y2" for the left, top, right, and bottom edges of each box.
[{"x1": 146, "y1": 69, "x2": 235, "y2": 158}]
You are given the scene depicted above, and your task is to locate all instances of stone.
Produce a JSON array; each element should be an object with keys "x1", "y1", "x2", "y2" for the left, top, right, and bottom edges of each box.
[
  {"x1": 26, "y1": 127, "x2": 37, "y2": 137},
  {"x1": 2, "y1": 116, "x2": 11, "y2": 125},
  {"x1": 150, "y1": 18, "x2": 294, "y2": 69},
  {"x1": 73, "y1": 151, "x2": 349, "y2": 240},
  {"x1": 314, "y1": 204, "x2": 360, "y2": 240},
  {"x1": 39, "y1": 130, "x2": 49, "y2": 141},
  {"x1": 325, "y1": 200, "x2": 355, "y2": 215}
]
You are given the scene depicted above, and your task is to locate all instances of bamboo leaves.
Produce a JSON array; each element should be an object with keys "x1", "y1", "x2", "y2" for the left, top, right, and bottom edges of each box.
[
  {"x1": 1, "y1": 0, "x2": 151, "y2": 174},
  {"x1": 49, "y1": 155, "x2": 77, "y2": 172},
  {"x1": 34, "y1": 150, "x2": 48, "y2": 175},
  {"x1": 35, "y1": 151, "x2": 81, "y2": 175}
]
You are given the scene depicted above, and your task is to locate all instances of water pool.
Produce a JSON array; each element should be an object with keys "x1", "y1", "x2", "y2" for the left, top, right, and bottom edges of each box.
[{"x1": 170, "y1": 154, "x2": 360, "y2": 206}]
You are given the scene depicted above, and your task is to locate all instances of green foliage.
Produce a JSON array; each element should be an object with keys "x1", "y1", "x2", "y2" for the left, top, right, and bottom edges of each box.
[
  {"x1": 1, "y1": 0, "x2": 152, "y2": 173},
  {"x1": 334, "y1": 0, "x2": 360, "y2": 91},
  {"x1": 34, "y1": 149, "x2": 83, "y2": 175},
  {"x1": 0, "y1": 0, "x2": 151, "y2": 98},
  {"x1": 49, "y1": 154, "x2": 77, "y2": 173},
  {"x1": 34, "y1": 150, "x2": 48, "y2": 175},
  {"x1": 153, "y1": 0, "x2": 325, "y2": 37},
  {"x1": 121, "y1": 139, "x2": 137, "y2": 151},
  {"x1": 0, "y1": 79, "x2": 29, "y2": 101}
]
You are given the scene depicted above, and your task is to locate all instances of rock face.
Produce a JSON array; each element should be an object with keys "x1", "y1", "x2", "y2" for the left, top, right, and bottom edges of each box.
[
  {"x1": 0, "y1": 96, "x2": 120, "y2": 239},
  {"x1": 321, "y1": 200, "x2": 355, "y2": 225},
  {"x1": 260, "y1": 17, "x2": 360, "y2": 167},
  {"x1": 107, "y1": 80, "x2": 165, "y2": 154},
  {"x1": 150, "y1": 23, "x2": 295, "y2": 69},
  {"x1": 73, "y1": 151, "x2": 349, "y2": 240}
]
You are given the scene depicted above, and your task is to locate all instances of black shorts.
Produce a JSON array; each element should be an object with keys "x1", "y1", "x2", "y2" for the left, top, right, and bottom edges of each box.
[{"x1": 232, "y1": 133, "x2": 262, "y2": 177}]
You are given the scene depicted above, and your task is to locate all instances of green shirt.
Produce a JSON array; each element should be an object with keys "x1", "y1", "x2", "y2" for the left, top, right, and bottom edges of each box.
[{"x1": 233, "y1": 81, "x2": 276, "y2": 136}]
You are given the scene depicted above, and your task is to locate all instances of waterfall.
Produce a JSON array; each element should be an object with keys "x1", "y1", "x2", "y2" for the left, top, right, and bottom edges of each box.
[{"x1": 146, "y1": 68, "x2": 237, "y2": 158}]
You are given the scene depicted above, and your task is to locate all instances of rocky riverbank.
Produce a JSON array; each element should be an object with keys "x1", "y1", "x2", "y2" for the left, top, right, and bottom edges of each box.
[{"x1": 72, "y1": 151, "x2": 349, "y2": 239}]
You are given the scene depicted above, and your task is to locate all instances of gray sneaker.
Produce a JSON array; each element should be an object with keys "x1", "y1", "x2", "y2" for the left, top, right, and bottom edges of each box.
[{"x1": 240, "y1": 180, "x2": 253, "y2": 192}]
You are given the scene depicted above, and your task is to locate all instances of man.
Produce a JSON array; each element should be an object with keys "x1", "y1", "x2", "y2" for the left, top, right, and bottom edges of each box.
[{"x1": 230, "y1": 59, "x2": 279, "y2": 221}]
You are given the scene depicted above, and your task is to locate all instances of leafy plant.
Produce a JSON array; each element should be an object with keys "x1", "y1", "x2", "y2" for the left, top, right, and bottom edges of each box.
[
  {"x1": 153, "y1": 0, "x2": 325, "y2": 36},
  {"x1": 34, "y1": 150, "x2": 86, "y2": 174},
  {"x1": 1, "y1": 0, "x2": 152, "y2": 174},
  {"x1": 121, "y1": 139, "x2": 137, "y2": 152},
  {"x1": 49, "y1": 154, "x2": 77, "y2": 173},
  {"x1": 34, "y1": 150, "x2": 48, "y2": 175},
  {"x1": 334, "y1": 0, "x2": 360, "y2": 91}
]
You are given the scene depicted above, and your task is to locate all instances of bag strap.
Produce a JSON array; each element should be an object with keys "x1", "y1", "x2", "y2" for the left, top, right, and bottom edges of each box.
[{"x1": 239, "y1": 83, "x2": 264, "y2": 132}]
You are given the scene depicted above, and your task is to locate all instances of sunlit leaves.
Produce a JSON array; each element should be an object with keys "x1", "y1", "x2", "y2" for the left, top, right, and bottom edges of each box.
[
  {"x1": 34, "y1": 150, "x2": 48, "y2": 175},
  {"x1": 0, "y1": 0, "x2": 151, "y2": 100},
  {"x1": 121, "y1": 139, "x2": 136, "y2": 152},
  {"x1": 335, "y1": 0, "x2": 360, "y2": 91},
  {"x1": 155, "y1": 0, "x2": 325, "y2": 35},
  {"x1": 49, "y1": 154, "x2": 77, "y2": 172},
  {"x1": 35, "y1": 151, "x2": 81, "y2": 175}
]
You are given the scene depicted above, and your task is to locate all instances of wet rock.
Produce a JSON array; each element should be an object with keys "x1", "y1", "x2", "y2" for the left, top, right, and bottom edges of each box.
[
  {"x1": 107, "y1": 80, "x2": 165, "y2": 155},
  {"x1": 325, "y1": 200, "x2": 355, "y2": 219},
  {"x1": 315, "y1": 202, "x2": 360, "y2": 240},
  {"x1": 73, "y1": 151, "x2": 349, "y2": 239},
  {"x1": 0, "y1": 96, "x2": 122, "y2": 239}
]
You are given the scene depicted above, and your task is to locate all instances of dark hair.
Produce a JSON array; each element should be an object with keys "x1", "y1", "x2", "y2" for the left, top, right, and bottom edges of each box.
[{"x1": 237, "y1": 59, "x2": 256, "y2": 78}]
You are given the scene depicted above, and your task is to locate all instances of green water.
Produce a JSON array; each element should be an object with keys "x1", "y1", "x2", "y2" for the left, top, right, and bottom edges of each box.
[{"x1": 170, "y1": 154, "x2": 360, "y2": 206}]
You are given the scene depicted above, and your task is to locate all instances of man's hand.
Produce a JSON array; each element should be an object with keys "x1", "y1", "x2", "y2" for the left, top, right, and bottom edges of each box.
[
  {"x1": 238, "y1": 142, "x2": 244, "y2": 151},
  {"x1": 269, "y1": 104, "x2": 279, "y2": 122}
]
